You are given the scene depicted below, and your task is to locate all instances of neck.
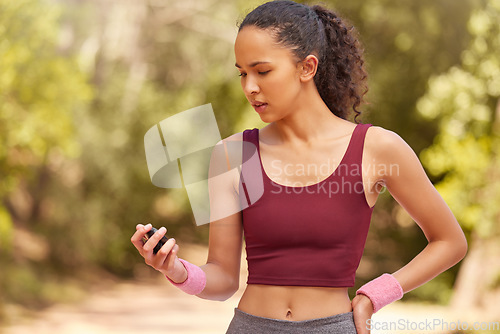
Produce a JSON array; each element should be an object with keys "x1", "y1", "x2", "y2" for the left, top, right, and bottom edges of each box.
[{"x1": 271, "y1": 84, "x2": 346, "y2": 145}]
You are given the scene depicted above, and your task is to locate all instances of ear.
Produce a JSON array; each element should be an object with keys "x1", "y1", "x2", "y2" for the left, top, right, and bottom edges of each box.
[{"x1": 298, "y1": 55, "x2": 319, "y2": 82}]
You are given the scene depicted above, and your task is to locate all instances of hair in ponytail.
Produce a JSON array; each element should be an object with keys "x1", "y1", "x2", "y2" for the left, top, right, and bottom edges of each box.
[{"x1": 238, "y1": 0, "x2": 368, "y2": 123}]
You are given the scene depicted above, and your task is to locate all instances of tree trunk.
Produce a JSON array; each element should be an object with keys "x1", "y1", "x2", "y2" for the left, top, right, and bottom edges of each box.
[{"x1": 450, "y1": 231, "x2": 500, "y2": 318}]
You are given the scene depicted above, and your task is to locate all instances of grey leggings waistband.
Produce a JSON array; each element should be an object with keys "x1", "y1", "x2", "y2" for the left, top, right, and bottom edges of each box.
[{"x1": 225, "y1": 308, "x2": 357, "y2": 334}]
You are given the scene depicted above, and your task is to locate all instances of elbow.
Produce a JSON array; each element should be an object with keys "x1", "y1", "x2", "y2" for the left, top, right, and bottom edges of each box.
[
  {"x1": 429, "y1": 234, "x2": 468, "y2": 268},
  {"x1": 223, "y1": 278, "x2": 241, "y2": 300},
  {"x1": 216, "y1": 272, "x2": 241, "y2": 301},
  {"x1": 205, "y1": 285, "x2": 239, "y2": 302},
  {"x1": 217, "y1": 282, "x2": 240, "y2": 301},
  {"x1": 457, "y1": 236, "x2": 468, "y2": 261},
  {"x1": 197, "y1": 281, "x2": 239, "y2": 302},
  {"x1": 449, "y1": 234, "x2": 468, "y2": 266}
]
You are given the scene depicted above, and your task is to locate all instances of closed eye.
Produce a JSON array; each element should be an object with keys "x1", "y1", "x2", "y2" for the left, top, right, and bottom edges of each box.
[{"x1": 238, "y1": 70, "x2": 270, "y2": 77}]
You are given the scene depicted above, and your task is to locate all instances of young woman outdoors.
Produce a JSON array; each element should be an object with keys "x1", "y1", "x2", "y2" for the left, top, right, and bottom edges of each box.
[{"x1": 131, "y1": 1, "x2": 468, "y2": 333}]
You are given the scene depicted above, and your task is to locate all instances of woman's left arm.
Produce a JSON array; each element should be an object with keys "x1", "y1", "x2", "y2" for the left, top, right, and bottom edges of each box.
[{"x1": 368, "y1": 126, "x2": 468, "y2": 292}]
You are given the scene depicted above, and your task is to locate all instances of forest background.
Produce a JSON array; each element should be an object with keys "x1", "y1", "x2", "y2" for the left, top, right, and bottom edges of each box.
[{"x1": 1, "y1": 0, "x2": 499, "y2": 329}]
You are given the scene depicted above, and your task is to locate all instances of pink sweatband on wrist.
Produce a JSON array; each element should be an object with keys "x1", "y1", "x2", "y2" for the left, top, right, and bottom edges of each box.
[
  {"x1": 165, "y1": 258, "x2": 206, "y2": 295},
  {"x1": 356, "y1": 273, "x2": 404, "y2": 313}
]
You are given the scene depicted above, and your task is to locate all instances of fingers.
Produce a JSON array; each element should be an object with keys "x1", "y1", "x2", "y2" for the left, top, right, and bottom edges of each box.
[
  {"x1": 155, "y1": 238, "x2": 177, "y2": 263},
  {"x1": 131, "y1": 224, "x2": 180, "y2": 273},
  {"x1": 146, "y1": 237, "x2": 177, "y2": 271},
  {"x1": 165, "y1": 241, "x2": 179, "y2": 270},
  {"x1": 142, "y1": 226, "x2": 166, "y2": 253},
  {"x1": 131, "y1": 223, "x2": 152, "y2": 252},
  {"x1": 354, "y1": 316, "x2": 369, "y2": 334},
  {"x1": 352, "y1": 295, "x2": 373, "y2": 334},
  {"x1": 352, "y1": 306, "x2": 366, "y2": 334}
]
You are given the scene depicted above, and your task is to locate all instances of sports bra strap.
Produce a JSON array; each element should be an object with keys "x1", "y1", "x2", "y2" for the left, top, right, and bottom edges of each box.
[{"x1": 342, "y1": 123, "x2": 372, "y2": 167}]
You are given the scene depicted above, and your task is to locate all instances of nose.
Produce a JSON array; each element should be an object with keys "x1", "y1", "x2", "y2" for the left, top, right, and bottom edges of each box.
[{"x1": 242, "y1": 76, "x2": 259, "y2": 96}]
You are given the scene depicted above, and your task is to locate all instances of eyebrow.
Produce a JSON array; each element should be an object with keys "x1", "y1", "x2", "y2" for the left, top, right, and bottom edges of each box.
[{"x1": 235, "y1": 61, "x2": 271, "y2": 68}]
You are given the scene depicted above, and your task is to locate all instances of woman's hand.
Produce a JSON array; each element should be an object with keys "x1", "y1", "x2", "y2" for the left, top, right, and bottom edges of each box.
[
  {"x1": 131, "y1": 223, "x2": 187, "y2": 283},
  {"x1": 352, "y1": 294, "x2": 374, "y2": 334}
]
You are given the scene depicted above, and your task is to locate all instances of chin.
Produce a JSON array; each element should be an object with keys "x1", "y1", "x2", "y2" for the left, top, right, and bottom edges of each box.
[
  {"x1": 259, "y1": 116, "x2": 274, "y2": 123},
  {"x1": 258, "y1": 110, "x2": 287, "y2": 123},
  {"x1": 258, "y1": 114, "x2": 281, "y2": 123}
]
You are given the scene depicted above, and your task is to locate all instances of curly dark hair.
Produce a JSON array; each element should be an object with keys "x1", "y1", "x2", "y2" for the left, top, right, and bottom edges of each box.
[{"x1": 238, "y1": 0, "x2": 368, "y2": 123}]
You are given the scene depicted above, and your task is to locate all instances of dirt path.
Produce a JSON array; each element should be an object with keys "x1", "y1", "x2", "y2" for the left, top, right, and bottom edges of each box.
[
  {"x1": 1, "y1": 244, "x2": 243, "y2": 334},
  {"x1": 2, "y1": 280, "x2": 242, "y2": 334},
  {"x1": 2, "y1": 244, "x2": 498, "y2": 334}
]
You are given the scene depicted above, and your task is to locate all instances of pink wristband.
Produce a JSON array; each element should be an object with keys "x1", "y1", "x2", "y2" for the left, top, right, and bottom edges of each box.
[
  {"x1": 356, "y1": 273, "x2": 404, "y2": 313},
  {"x1": 166, "y1": 258, "x2": 206, "y2": 295}
]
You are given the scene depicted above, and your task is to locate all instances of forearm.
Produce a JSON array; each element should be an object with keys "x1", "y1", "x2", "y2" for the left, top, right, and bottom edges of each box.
[{"x1": 392, "y1": 238, "x2": 467, "y2": 293}]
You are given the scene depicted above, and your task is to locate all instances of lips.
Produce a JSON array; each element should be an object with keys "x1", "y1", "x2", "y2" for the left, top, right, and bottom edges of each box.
[
  {"x1": 251, "y1": 101, "x2": 268, "y2": 113},
  {"x1": 251, "y1": 101, "x2": 267, "y2": 107}
]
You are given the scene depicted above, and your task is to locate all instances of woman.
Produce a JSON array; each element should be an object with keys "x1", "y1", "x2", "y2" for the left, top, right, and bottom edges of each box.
[{"x1": 131, "y1": 1, "x2": 468, "y2": 333}]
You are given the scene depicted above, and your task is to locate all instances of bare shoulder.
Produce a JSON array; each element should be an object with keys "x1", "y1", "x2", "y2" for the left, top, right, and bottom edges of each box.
[
  {"x1": 365, "y1": 125, "x2": 416, "y2": 160},
  {"x1": 364, "y1": 125, "x2": 427, "y2": 187},
  {"x1": 365, "y1": 125, "x2": 406, "y2": 148}
]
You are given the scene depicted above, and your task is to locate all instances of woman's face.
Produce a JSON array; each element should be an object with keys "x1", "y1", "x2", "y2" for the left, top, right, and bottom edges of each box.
[{"x1": 234, "y1": 26, "x2": 303, "y2": 122}]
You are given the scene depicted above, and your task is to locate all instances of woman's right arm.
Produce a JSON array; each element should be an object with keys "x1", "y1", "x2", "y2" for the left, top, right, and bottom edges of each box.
[
  {"x1": 196, "y1": 210, "x2": 243, "y2": 301},
  {"x1": 131, "y1": 134, "x2": 244, "y2": 301},
  {"x1": 197, "y1": 134, "x2": 245, "y2": 300}
]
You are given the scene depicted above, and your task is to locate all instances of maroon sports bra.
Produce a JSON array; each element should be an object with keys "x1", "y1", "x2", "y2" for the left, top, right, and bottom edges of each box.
[{"x1": 238, "y1": 123, "x2": 374, "y2": 288}]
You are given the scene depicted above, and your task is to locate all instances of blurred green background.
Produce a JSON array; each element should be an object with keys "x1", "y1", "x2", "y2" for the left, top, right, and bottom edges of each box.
[{"x1": 1, "y1": 0, "x2": 499, "y2": 329}]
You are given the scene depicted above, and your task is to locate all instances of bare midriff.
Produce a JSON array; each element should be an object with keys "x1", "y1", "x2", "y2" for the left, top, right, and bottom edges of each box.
[{"x1": 237, "y1": 284, "x2": 353, "y2": 321}]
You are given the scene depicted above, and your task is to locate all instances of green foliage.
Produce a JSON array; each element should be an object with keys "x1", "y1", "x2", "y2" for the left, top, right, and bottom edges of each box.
[
  {"x1": 0, "y1": 0, "x2": 91, "y2": 194},
  {"x1": 0, "y1": 0, "x2": 91, "y2": 309},
  {"x1": 417, "y1": 0, "x2": 500, "y2": 238},
  {"x1": 0, "y1": 206, "x2": 13, "y2": 251},
  {"x1": 329, "y1": 0, "x2": 476, "y2": 152}
]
